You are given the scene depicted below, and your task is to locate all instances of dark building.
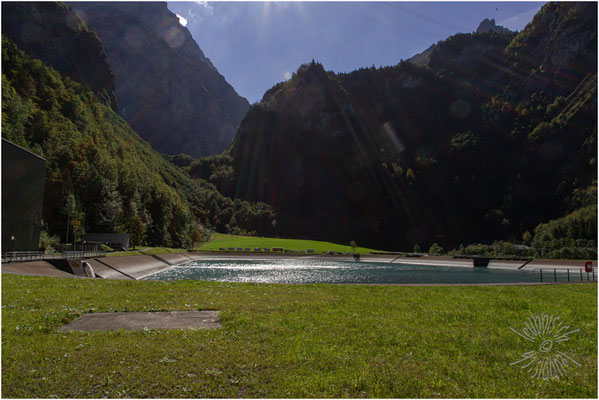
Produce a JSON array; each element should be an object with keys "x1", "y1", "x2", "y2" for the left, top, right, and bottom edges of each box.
[
  {"x1": 83, "y1": 233, "x2": 130, "y2": 251},
  {"x1": 2, "y1": 139, "x2": 46, "y2": 252}
]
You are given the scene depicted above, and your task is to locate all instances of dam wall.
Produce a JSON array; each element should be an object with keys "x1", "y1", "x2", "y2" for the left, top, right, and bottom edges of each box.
[
  {"x1": 93, "y1": 255, "x2": 173, "y2": 280},
  {"x1": 151, "y1": 253, "x2": 193, "y2": 266}
]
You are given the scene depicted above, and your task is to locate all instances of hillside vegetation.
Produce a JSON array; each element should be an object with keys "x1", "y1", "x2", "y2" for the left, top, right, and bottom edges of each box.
[
  {"x1": 2, "y1": 2, "x2": 596, "y2": 256},
  {"x1": 200, "y1": 2, "x2": 596, "y2": 255},
  {"x1": 1, "y1": 2, "x2": 117, "y2": 110},
  {"x1": 1, "y1": 37, "x2": 275, "y2": 248}
]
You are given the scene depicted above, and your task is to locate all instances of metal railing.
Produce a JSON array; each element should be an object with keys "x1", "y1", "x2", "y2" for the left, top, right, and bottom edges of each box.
[
  {"x1": 533, "y1": 268, "x2": 596, "y2": 282},
  {"x1": 2, "y1": 251, "x2": 106, "y2": 263},
  {"x1": 1, "y1": 251, "x2": 43, "y2": 263}
]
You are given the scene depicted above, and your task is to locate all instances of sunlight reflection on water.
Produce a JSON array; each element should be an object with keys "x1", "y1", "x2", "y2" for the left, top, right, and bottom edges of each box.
[{"x1": 144, "y1": 259, "x2": 538, "y2": 284}]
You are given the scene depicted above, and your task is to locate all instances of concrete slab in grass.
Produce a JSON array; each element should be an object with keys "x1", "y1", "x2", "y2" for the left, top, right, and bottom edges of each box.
[
  {"x1": 1, "y1": 261, "x2": 76, "y2": 278},
  {"x1": 151, "y1": 252, "x2": 193, "y2": 266},
  {"x1": 58, "y1": 311, "x2": 221, "y2": 331},
  {"x1": 94, "y1": 255, "x2": 171, "y2": 280}
]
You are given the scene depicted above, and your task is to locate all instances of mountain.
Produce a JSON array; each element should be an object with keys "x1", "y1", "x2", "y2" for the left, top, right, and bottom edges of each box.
[
  {"x1": 2, "y1": 36, "x2": 274, "y2": 248},
  {"x1": 407, "y1": 44, "x2": 435, "y2": 66},
  {"x1": 408, "y1": 18, "x2": 511, "y2": 67},
  {"x1": 67, "y1": 1, "x2": 249, "y2": 157},
  {"x1": 476, "y1": 18, "x2": 512, "y2": 34},
  {"x1": 204, "y1": 2, "x2": 596, "y2": 252},
  {"x1": 1, "y1": 2, "x2": 118, "y2": 111}
]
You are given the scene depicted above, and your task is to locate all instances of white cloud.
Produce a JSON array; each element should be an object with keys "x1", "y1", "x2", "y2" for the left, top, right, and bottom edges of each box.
[
  {"x1": 195, "y1": 1, "x2": 212, "y2": 10},
  {"x1": 184, "y1": 2, "x2": 214, "y2": 24},
  {"x1": 176, "y1": 13, "x2": 188, "y2": 27},
  {"x1": 283, "y1": 71, "x2": 292, "y2": 80}
]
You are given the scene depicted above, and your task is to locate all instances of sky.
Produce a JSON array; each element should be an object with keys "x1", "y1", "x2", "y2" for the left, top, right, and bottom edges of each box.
[{"x1": 167, "y1": 1, "x2": 546, "y2": 103}]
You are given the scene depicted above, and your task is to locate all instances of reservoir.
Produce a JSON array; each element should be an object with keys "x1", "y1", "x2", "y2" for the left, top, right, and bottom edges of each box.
[{"x1": 144, "y1": 258, "x2": 539, "y2": 284}]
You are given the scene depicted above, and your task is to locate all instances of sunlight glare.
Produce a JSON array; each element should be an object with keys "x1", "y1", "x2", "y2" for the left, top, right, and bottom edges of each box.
[
  {"x1": 176, "y1": 13, "x2": 188, "y2": 27},
  {"x1": 383, "y1": 122, "x2": 405, "y2": 153}
]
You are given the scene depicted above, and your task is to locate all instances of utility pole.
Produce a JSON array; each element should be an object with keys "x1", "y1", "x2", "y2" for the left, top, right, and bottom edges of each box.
[
  {"x1": 65, "y1": 210, "x2": 70, "y2": 249},
  {"x1": 82, "y1": 210, "x2": 86, "y2": 251}
]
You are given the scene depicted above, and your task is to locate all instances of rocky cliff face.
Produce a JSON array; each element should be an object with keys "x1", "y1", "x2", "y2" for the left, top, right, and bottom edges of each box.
[
  {"x1": 1, "y1": 2, "x2": 117, "y2": 111},
  {"x1": 407, "y1": 44, "x2": 435, "y2": 66},
  {"x1": 505, "y1": 2, "x2": 597, "y2": 100},
  {"x1": 68, "y1": 1, "x2": 249, "y2": 157},
  {"x1": 216, "y1": 2, "x2": 596, "y2": 250},
  {"x1": 476, "y1": 18, "x2": 512, "y2": 34}
]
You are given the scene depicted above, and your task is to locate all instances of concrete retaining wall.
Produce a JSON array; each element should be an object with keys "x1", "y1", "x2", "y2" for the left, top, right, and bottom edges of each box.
[
  {"x1": 85, "y1": 259, "x2": 132, "y2": 280},
  {"x1": 525, "y1": 259, "x2": 596, "y2": 269},
  {"x1": 1, "y1": 260, "x2": 76, "y2": 278},
  {"x1": 94, "y1": 255, "x2": 171, "y2": 279},
  {"x1": 151, "y1": 253, "x2": 193, "y2": 266}
]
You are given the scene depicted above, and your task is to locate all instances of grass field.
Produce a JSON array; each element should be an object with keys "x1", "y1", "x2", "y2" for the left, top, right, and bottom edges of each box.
[
  {"x1": 106, "y1": 247, "x2": 187, "y2": 257},
  {"x1": 2, "y1": 274, "x2": 596, "y2": 398},
  {"x1": 141, "y1": 247, "x2": 187, "y2": 255},
  {"x1": 197, "y1": 233, "x2": 380, "y2": 254}
]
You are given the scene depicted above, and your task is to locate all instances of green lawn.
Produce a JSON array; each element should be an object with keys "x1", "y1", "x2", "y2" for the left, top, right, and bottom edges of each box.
[
  {"x1": 1, "y1": 274, "x2": 596, "y2": 398},
  {"x1": 105, "y1": 250, "x2": 144, "y2": 257},
  {"x1": 141, "y1": 247, "x2": 187, "y2": 255},
  {"x1": 197, "y1": 233, "x2": 380, "y2": 254},
  {"x1": 106, "y1": 247, "x2": 187, "y2": 257}
]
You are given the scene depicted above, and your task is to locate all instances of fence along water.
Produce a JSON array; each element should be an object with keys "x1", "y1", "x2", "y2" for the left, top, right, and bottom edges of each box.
[{"x1": 533, "y1": 268, "x2": 596, "y2": 282}]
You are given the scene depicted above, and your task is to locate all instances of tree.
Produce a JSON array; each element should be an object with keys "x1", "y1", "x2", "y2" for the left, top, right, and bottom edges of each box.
[
  {"x1": 63, "y1": 194, "x2": 84, "y2": 246},
  {"x1": 95, "y1": 179, "x2": 123, "y2": 232},
  {"x1": 186, "y1": 223, "x2": 212, "y2": 251},
  {"x1": 39, "y1": 230, "x2": 60, "y2": 253},
  {"x1": 126, "y1": 215, "x2": 146, "y2": 249},
  {"x1": 413, "y1": 244, "x2": 422, "y2": 253},
  {"x1": 428, "y1": 243, "x2": 444, "y2": 256},
  {"x1": 350, "y1": 240, "x2": 357, "y2": 254},
  {"x1": 190, "y1": 229, "x2": 203, "y2": 250},
  {"x1": 522, "y1": 231, "x2": 532, "y2": 246}
]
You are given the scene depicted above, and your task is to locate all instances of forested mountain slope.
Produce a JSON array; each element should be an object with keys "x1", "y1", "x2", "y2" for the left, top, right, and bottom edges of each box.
[
  {"x1": 201, "y1": 2, "x2": 596, "y2": 252},
  {"x1": 1, "y1": 1, "x2": 117, "y2": 111},
  {"x1": 2, "y1": 37, "x2": 274, "y2": 247}
]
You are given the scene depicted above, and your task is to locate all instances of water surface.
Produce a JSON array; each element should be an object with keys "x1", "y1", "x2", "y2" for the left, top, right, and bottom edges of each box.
[{"x1": 144, "y1": 259, "x2": 538, "y2": 284}]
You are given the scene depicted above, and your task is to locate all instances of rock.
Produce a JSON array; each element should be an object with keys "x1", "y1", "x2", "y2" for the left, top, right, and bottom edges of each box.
[
  {"x1": 68, "y1": 2, "x2": 249, "y2": 157},
  {"x1": 407, "y1": 44, "x2": 436, "y2": 66},
  {"x1": 476, "y1": 18, "x2": 512, "y2": 34},
  {"x1": 1, "y1": 2, "x2": 118, "y2": 111}
]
